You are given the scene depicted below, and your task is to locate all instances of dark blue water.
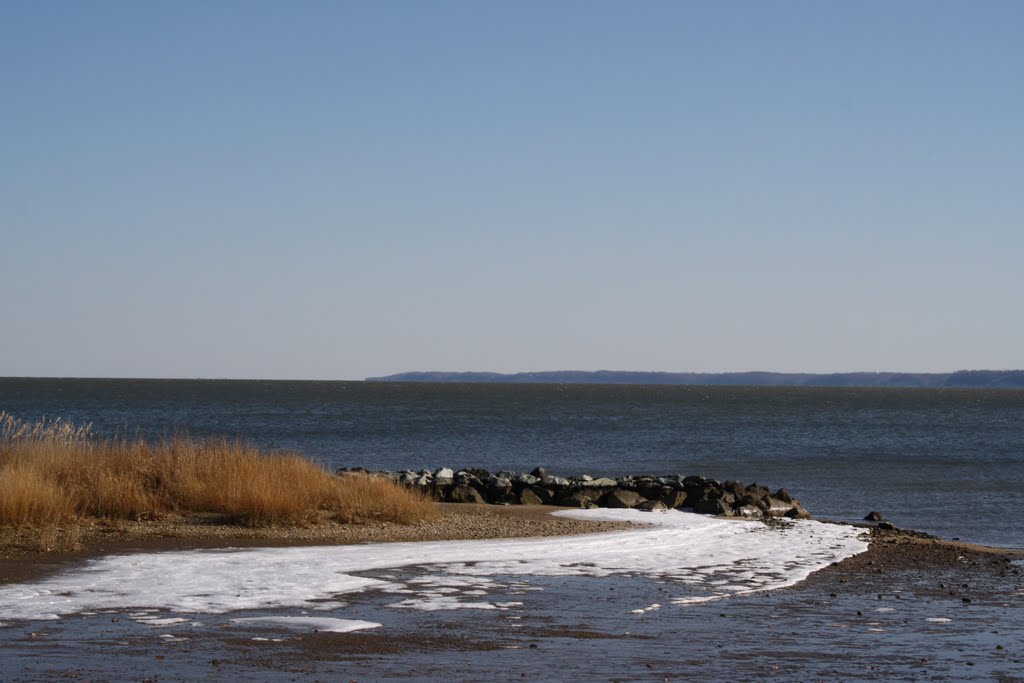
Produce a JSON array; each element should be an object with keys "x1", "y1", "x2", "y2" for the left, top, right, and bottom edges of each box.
[{"x1": 2, "y1": 378, "x2": 1022, "y2": 548}]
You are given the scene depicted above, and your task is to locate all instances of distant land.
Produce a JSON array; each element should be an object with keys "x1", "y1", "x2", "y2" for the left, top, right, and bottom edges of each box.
[{"x1": 366, "y1": 370, "x2": 1024, "y2": 388}]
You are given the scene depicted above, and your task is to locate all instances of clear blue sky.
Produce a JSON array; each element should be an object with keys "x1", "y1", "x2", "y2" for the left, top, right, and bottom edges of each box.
[{"x1": 2, "y1": 1, "x2": 1021, "y2": 379}]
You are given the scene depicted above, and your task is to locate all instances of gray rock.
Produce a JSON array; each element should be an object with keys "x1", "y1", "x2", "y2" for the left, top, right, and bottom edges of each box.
[
  {"x1": 864, "y1": 511, "x2": 886, "y2": 521},
  {"x1": 518, "y1": 488, "x2": 544, "y2": 506},
  {"x1": 433, "y1": 467, "x2": 455, "y2": 481},
  {"x1": 489, "y1": 476, "x2": 512, "y2": 492},
  {"x1": 737, "y1": 505, "x2": 763, "y2": 518},
  {"x1": 694, "y1": 498, "x2": 730, "y2": 515},
  {"x1": 636, "y1": 500, "x2": 668, "y2": 512},
  {"x1": 660, "y1": 489, "x2": 689, "y2": 509},
  {"x1": 556, "y1": 490, "x2": 597, "y2": 508},
  {"x1": 447, "y1": 485, "x2": 485, "y2": 504},
  {"x1": 582, "y1": 477, "x2": 618, "y2": 488},
  {"x1": 774, "y1": 488, "x2": 794, "y2": 503},
  {"x1": 603, "y1": 489, "x2": 647, "y2": 509},
  {"x1": 784, "y1": 505, "x2": 811, "y2": 519},
  {"x1": 514, "y1": 473, "x2": 540, "y2": 487},
  {"x1": 528, "y1": 485, "x2": 556, "y2": 505}
]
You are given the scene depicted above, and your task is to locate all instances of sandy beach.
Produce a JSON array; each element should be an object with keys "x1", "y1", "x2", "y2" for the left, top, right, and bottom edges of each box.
[{"x1": 1, "y1": 506, "x2": 1021, "y2": 682}]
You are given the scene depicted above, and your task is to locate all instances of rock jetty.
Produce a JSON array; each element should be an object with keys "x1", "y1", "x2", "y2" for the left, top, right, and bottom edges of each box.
[{"x1": 337, "y1": 467, "x2": 811, "y2": 519}]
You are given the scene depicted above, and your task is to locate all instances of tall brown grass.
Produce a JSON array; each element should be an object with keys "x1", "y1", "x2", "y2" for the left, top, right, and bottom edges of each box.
[{"x1": 0, "y1": 412, "x2": 435, "y2": 528}]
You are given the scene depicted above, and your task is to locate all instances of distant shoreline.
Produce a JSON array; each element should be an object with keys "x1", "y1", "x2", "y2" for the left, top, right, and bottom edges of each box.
[{"x1": 366, "y1": 369, "x2": 1024, "y2": 389}]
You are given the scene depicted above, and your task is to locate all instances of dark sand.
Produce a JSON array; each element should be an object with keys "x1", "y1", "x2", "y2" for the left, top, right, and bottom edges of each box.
[{"x1": 1, "y1": 507, "x2": 1022, "y2": 682}]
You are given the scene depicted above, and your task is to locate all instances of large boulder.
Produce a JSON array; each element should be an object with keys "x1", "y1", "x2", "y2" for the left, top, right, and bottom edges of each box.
[
  {"x1": 736, "y1": 505, "x2": 763, "y2": 518},
  {"x1": 603, "y1": 489, "x2": 647, "y2": 509},
  {"x1": 447, "y1": 485, "x2": 485, "y2": 504},
  {"x1": 556, "y1": 489, "x2": 598, "y2": 508},
  {"x1": 527, "y1": 485, "x2": 556, "y2": 505},
  {"x1": 581, "y1": 477, "x2": 618, "y2": 489},
  {"x1": 660, "y1": 489, "x2": 689, "y2": 509},
  {"x1": 636, "y1": 499, "x2": 668, "y2": 512},
  {"x1": 784, "y1": 505, "x2": 811, "y2": 519},
  {"x1": 773, "y1": 488, "x2": 794, "y2": 503},
  {"x1": 694, "y1": 498, "x2": 731, "y2": 515},
  {"x1": 518, "y1": 487, "x2": 545, "y2": 506}
]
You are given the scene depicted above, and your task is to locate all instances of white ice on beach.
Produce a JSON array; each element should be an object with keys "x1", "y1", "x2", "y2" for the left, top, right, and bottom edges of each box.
[
  {"x1": 0, "y1": 509, "x2": 867, "y2": 623},
  {"x1": 231, "y1": 617, "x2": 381, "y2": 633}
]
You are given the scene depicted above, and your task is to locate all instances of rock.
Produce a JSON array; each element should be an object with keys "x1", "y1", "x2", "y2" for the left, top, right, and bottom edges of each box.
[
  {"x1": 518, "y1": 487, "x2": 545, "y2": 506},
  {"x1": 864, "y1": 511, "x2": 886, "y2": 521},
  {"x1": 455, "y1": 470, "x2": 482, "y2": 487},
  {"x1": 527, "y1": 485, "x2": 556, "y2": 505},
  {"x1": 722, "y1": 480, "x2": 746, "y2": 497},
  {"x1": 487, "y1": 476, "x2": 514, "y2": 503},
  {"x1": 636, "y1": 481, "x2": 668, "y2": 500},
  {"x1": 877, "y1": 521, "x2": 897, "y2": 530},
  {"x1": 694, "y1": 498, "x2": 730, "y2": 516},
  {"x1": 447, "y1": 485, "x2": 485, "y2": 504},
  {"x1": 433, "y1": 467, "x2": 454, "y2": 481},
  {"x1": 488, "y1": 476, "x2": 512, "y2": 492},
  {"x1": 636, "y1": 500, "x2": 668, "y2": 512},
  {"x1": 530, "y1": 466, "x2": 547, "y2": 480},
  {"x1": 745, "y1": 483, "x2": 771, "y2": 499},
  {"x1": 736, "y1": 493, "x2": 763, "y2": 508},
  {"x1": 581, "y1": 477, "x2": 618, "y2": 489},
  {"x1": 660, "y1": 489, "x2": 689, "y2": 509},
  {"x1": 784, "y1": 505, "x2": 811, "y2": 519},
  {"x1": 603, "y1": 489, "x2": 647, "y2": 509},
  {"x1": 556, "y1": 490, "x2": 597, "y2": 508},
  {"x1": 513, "y1": 473, "x2": 540, "y2": 487},
  {"x1": 774, "y1": 488, "x2": 794, "y2": 503},
  {"x1": 737, "y1": 505, "x2": 763, "y2": 518}
]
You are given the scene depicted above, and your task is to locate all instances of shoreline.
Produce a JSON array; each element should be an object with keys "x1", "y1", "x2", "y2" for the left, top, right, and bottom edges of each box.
[
  {"x1": 0, "y1": 503, "x2": 639, "y2": 585},
  {"x1": 2, "y1": 507, "x2": 1022, "y2": 681},
  {"x1": 2, "y1": 504, "x2": 1020, "y2": 588}
]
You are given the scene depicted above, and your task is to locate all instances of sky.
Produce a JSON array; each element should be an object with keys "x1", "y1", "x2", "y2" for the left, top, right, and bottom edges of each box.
[{"x1": 1, "y1": 0, "x2": 1021, "y2": 380}]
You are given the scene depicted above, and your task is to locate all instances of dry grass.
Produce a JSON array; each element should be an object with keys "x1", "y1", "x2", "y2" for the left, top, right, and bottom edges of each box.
[{"x1": 0, "y1": 413, "x2": 436, "y2": 529}]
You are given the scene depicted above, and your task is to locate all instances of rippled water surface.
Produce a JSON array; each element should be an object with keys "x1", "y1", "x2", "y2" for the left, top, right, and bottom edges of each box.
[{"x1": 2, "y1": 378, "x2": 1022, "y2": 547}]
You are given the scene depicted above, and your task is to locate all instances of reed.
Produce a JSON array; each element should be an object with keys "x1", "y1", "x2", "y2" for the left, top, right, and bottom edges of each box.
[{"x1": 0, "y1": 412, "x2": 435, "y2": 528}]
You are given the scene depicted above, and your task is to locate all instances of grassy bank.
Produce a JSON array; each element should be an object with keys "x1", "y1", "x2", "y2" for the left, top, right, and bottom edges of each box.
[{"x1": 0, "y1": 413, "x2": 435, "y2": 529}]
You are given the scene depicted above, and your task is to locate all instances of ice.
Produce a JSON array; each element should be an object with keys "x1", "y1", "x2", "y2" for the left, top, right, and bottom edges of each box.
[
  {"x1": 0, "y1": 509, "x2": 867, "y2": 622},
  {"x1": 231, "y1": 617, "x2": 381, "y2": 633}
]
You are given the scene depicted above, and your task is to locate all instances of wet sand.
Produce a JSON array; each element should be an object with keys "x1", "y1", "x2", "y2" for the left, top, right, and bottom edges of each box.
[{"x1": 1, "y1": 507, "x2": 1022, "y2": 682}]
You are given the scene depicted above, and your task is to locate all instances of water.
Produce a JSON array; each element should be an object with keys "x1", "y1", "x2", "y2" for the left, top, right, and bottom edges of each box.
[{"x1": 2, "y1": 378, "x2": 1022, "y2": 548}]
